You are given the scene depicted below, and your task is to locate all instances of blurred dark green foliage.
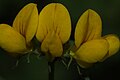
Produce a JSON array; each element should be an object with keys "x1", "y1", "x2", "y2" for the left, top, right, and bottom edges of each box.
[{"x1": 0, "y1": 0, "x2": 120, "y2": 80}]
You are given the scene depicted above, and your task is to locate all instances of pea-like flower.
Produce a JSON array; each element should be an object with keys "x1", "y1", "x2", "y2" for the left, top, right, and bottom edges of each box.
[
  {"x1": 0, "y1": 3, "x2": 38, "y2": 56},
  {"x1": 36, "y1": 3, "x2": 71, "y2": 57},
  {"x1": 72, "y1": 9, "x2": 120, "y2": 68}
]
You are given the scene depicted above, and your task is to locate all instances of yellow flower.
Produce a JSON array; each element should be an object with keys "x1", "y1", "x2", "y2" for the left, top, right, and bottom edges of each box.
[
  {"x1": 73, "y1": 9, "x2": 120, "y2": 68},
  {"x1": 36, "y1": 3, "x2": 71, "y2": 57},
  {"x1": 0, "y1": 3, "x2": 38, "y2": 56}
]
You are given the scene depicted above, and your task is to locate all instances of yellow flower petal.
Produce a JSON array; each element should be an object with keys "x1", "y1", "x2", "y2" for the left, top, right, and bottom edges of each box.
[
  {"x1": 36, "y1": 3, "x2": 71, "y2": 44},
  {"x1": 13, "y1": 3, "x2": 38, "y2": 44},
  {"x1": 75, "y1": 10, "x2": 88, "y2": 48},
  {"x1": 75, "y1": 39, "x2": 109, "y2": 63},
  {"x1": 85, "y1": 9, "x2": 102, "y2": 41},
  {"x1": 75, "y1": 9, "x2": 102, "y2": 48},
  {"x1": 70, "y1": 50, "x2": 92, "y2": 68},
  {"x1": 104, "y1": 34, "x2": 120, "y2": 57},
  {"x1": 41, "y1": 31, "x2": 63, "y2": 57},
  {"x1": 77, "y1": 60, "x2": 93, "y2": 68},
  {"x1": 70, "y1": 51, "x2": 93, "y2": 68},
  {"x1": 0, "y1": 24, "x2": 27, "y2": 55}
]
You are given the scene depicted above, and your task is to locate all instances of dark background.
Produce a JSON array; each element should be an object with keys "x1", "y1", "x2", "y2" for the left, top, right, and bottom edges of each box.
[{"x1": 0, "y1": 0, "x2": 120, "y2": 80}]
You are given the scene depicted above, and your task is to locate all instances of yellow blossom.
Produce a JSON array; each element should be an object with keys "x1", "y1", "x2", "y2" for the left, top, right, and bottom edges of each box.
[
  {"x1": 36, "y1": 3, "x2": 71, "y2": 57},
  {"x1": 0, "y1": 3, "x2": 38, "y2": 56},
  {"x1": 72, "y1": 9, "x2": 120, "y2": 68}
]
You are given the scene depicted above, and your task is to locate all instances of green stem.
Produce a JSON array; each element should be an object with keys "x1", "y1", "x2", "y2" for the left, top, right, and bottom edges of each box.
[{"x1": 48, "y1": 61, "x2": 55, "y2": 80}]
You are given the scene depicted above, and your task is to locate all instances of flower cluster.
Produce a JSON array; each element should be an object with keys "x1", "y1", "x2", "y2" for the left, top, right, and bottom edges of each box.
[{"x1": 0, "y1": 3, "x2": 119, "y2": 68}]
